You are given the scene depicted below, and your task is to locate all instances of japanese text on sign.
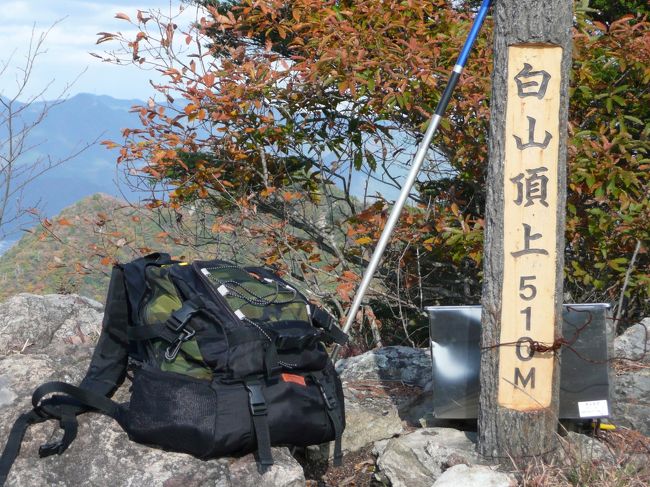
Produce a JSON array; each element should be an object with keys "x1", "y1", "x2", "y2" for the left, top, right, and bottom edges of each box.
[{"x1": 498, "y1": 45, "x2": 563, "y2": 411}]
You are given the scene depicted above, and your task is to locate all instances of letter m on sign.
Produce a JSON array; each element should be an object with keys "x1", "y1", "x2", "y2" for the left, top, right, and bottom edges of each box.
[{"x1": 514, "y1": 367, "x2": 536, "y2": 389}]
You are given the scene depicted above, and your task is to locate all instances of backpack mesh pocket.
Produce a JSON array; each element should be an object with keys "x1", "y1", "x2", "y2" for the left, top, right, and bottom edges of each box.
[{"x1": 126, "y1": 367, "x2": 217, "y2": 458}]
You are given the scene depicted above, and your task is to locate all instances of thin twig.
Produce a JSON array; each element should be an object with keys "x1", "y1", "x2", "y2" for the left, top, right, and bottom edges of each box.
[{"x1": 615, "y1": 239, "x2": 642, "y2": 324}]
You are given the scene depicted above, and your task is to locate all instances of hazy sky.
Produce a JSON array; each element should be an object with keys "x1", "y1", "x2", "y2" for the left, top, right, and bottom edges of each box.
[{"x1": 0, "y1": 0, "x2": 193, "y2": 101}]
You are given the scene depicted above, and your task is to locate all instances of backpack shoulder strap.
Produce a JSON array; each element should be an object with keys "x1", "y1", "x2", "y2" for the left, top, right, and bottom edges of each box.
[{"x1": 80, "y1": 265, "x2": 130, "y2": 395}]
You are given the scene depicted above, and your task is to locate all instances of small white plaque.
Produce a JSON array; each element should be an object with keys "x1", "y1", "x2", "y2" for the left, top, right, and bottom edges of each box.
[
  {"x1": 217, "y1": 285, "x2": 229, "y2": 296},
  {"x1": 578, "y1": 400, "x2": 609, "y2": 418},
  {"x1": 234, "y1": 309, "x2": 245, "y2": 320},
  {"x1": 200, "y1": 268, "x2": 210, "y2": 276}
]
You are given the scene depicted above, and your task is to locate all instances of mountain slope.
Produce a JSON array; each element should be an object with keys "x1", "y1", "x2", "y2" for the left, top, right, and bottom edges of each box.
[{"x1": 0, "y1": 193, "x2": 205, "y2": 302}]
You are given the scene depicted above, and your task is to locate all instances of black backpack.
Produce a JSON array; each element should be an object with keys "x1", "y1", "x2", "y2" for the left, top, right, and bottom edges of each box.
[{"x1": 0, "y1": 253, "x2": 347, "y2": 485}]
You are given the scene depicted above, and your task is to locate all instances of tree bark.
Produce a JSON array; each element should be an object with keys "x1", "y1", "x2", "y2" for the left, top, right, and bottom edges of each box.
[{"x1": 478, "y1": 0, "x2": 573, "y2": 461}]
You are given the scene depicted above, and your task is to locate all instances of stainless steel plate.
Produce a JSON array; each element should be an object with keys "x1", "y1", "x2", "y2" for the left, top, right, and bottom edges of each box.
[{"x1": 427, "y1": 304, "x2": 611, "y2": 419}]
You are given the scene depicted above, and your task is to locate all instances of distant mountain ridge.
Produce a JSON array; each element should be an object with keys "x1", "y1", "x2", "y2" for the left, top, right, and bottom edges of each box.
[{"x1": 0, "y1": 92, "x2": 145, "y2": 241}]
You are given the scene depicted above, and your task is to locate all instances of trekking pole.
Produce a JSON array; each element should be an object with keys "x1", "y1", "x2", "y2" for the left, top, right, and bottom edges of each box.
[{"x1": 332, "y1": 0, "x2": 493, "y2": 362}]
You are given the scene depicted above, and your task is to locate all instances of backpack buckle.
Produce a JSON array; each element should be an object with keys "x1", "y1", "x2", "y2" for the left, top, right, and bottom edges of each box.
[
  {"x1": 167, "y1": 301, "x2": 200, "y2": 332},
  {"x1": 164, "y1": 300, "x2": 200, "y2": 361},
  {"x1": 164, "y1": 327, "x2": 195, "y2": 361},
  {"x1": 38, "y1": 441, "x2": 65, "y2": 457},
  {"x1": 245, "y1": 382, "x2": 267, "y2": 416}
]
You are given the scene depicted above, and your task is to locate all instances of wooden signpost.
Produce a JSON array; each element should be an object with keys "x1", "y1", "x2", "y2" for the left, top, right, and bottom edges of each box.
[{"x1": 479, "y1": 1, "x2": 573, "y2": 460}]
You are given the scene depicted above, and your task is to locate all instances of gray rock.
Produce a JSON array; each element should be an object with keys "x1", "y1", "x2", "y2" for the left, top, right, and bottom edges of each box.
[
  {"x1": 305, "y1": 381, "x2": 406, "y2": 461},
  {"x1": 0, "y1": 347, "x2": 305, "y2": 487},
  {"x1": 432, "y1": 464, "x2": 516, "y2": 487},
  {"x1": 0, "y1": 294, "x2": 103, "y2": 353},
  {"x1": 557, "y1": 432, "x2": 615, "y2": 465},
  {"x1": 608, "y1": 318, "x2": 650, "y2": 435},
  {"x1": 342, "y1": 408, "x2": 402, "y2": 455},
  {"x1": 229, "y1": 448, "x2": 306, "y2": 487},
  {"x1": 307, "y1": 347, "x2": 434, "y2": 460},
  {"x1": 611, "y1": 367, "x2": 650, "y2": 435},
  {"x1": 376, "y1": 427, "x2": 481, "y2": 487},
  {"x1": 372, "y1": 439, "x2": 390, "y2": 457},
  {"x1": 614, "y1": 320, "x2": 650, "y2": 363},
  {"x1": 336, "y1": 346, "x2": 432, "y2": 388}
]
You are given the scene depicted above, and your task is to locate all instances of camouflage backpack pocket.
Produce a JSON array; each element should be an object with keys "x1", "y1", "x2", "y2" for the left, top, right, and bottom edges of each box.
[{"x1": 140, "y1": 266, "x2": 215, "y2": 380}]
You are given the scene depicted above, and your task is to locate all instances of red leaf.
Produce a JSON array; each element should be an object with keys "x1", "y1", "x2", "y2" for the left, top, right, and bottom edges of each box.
[
  {"x1": 341, "y1": 270, "x2": 358, "y2": 282},
  {"x1": 336, "y1": 282, "x2": 354, "y2": 303}
]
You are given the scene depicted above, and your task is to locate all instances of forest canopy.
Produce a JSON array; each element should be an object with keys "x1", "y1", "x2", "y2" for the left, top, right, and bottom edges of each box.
[{"x1": 99, "y1": 0, "x2": 649, "y2": 347}]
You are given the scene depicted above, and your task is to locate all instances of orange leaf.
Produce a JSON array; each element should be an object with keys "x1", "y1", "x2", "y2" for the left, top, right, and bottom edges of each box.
[
  {"x1": 101, "y1": 140, "x2": 119, "y2": 149},
  {"x1": 211, "y1": 222, "x2": 236, "y2": 233},
  {"x1": 57, "y1": 218, "x2": 72, "y2": 226},
  {"x1": 96, "y1": 33, "x2": 116, "y2": 44},
  {"x1": 341, "y1": 270, "x2": 358, "y2": 282},
  {"x1": 203, "y1": 73, "x2": 215, "y2": 87},
  {"x1": 336, "y1": 282, "x2": 354, "y2": 303},
  {"x1": 100, "y1": 256, "x2": 112, "y2": 266},
  {"x1": 260, "y1": 187, "x2": 277, "y2": 198},
  {"x1": 115, "y1": 12, "x2": 131, "y2": 21},
  {"x1": 282, "y1": 191, "x2": 302, "y2": 202}
]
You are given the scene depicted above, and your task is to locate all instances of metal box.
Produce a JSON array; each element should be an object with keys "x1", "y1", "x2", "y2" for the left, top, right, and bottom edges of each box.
[{"x1": 427, "y1": 304, "x2": 611, "y2": 419}]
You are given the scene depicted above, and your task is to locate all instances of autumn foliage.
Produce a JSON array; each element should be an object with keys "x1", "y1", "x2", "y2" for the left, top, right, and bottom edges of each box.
[{"x1": 98, "y1": 1, "x2": 648, "y2": 346}]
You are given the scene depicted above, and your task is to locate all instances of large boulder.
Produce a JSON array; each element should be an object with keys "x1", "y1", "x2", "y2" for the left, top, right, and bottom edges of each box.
[
  {"x1": 611, "y1": 368, "x2": 650, "y2": 435},
  {"x1": 432, "y1": 464, "x2": 516, "y2": 487},
  {"x1": 0, "y1": 293, "x2": 103, "y2": 354},
  {"x1": 328, "y1": 347, "x2": 433, "y2": 456},
  {"x1": 336, "y1": 346, "x2": 432, "y2": 388},
  {"x1": 614, "y1": 319, "x2": 650, "y2": 363},
  {"x1": 375, "y1": 427, "x2": 482, "y2": 487},
  {"x1": 611, "y1": 319, "x2": 650, "y2": 435}
]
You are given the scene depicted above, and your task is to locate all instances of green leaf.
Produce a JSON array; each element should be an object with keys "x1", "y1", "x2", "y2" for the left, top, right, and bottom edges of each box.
[
  {"x1": 353, "y1": 150, "x2": 363, "y2": 170},
  {"x1": 623, "y1": 115, "x2": 644, "y2": 125},
  {"x1": 609, "y1": 257, "x2": 628, "y2": 268},
  {"x1": 365, "y1": 150, "x2": 377, "y2": 171}
]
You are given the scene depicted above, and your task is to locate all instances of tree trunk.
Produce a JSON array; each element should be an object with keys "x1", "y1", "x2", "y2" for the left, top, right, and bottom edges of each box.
[{"x1": 478, "y1": 0, "x2": 573, "y2": 461}]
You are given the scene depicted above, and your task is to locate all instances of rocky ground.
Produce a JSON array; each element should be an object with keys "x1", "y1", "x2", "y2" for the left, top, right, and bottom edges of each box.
[{"x1": 1, "y1": 294, "x2": 649, "y2": 486}]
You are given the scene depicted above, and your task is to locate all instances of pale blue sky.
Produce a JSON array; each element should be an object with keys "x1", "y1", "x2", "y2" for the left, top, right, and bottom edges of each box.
[{"x1": 0, "y1": 0, "x2": 192, "y2": 101}]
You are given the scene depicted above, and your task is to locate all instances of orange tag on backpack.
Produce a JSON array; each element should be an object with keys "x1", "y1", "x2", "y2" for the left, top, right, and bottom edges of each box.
[{"x1": 281, "y1": 373, "x2": 306, "y2": 387}]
